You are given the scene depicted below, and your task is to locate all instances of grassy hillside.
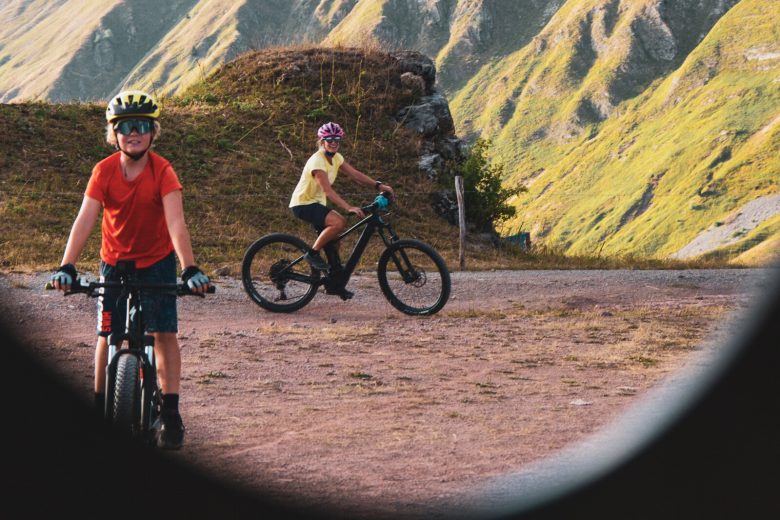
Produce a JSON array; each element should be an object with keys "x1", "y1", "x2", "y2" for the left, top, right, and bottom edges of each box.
[
  {"x1": 3, "y1": 1, "x2": 777, "y2": 266},
  {"x1": 0, "y1": 0, "x2": 358, "y2": 103},
  {"x1": 451, "y1": 0, "x2": 779, "y2": 263},
  {"x1": 0, "y1": 0, "x2": 120, "y2": 101},
  {"x1": 0, "y1": 47, "x2": 463, "y2": 272}
]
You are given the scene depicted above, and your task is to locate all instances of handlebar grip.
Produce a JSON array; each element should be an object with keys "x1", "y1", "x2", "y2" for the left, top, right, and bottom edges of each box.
[
  {"x1": 45, "y1": 279, "x2": 87, "y2": 293},
  {"x1": 178, "y1": 284, "x2": 217, "y2": 296}
]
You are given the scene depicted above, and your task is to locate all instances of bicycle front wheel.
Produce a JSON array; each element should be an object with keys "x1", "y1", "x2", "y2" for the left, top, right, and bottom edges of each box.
[
  {"x1": 377, "y1": 239, "x2": 451, "y2": 316},
  {"x1": 242, "y1": 233, "x2": 320, "y2": 313},
  {"x1": 113, "y1": 354, "x2": 142, "y2": 436}
]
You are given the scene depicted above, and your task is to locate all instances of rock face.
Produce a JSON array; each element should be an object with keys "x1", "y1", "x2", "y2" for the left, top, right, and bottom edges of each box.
[
  {"x1": 397, "y1": 94, "x2": 454, "y2": 137},
  {"x1": 391, "y1": 51, "x2": 466, "y2": 224}
]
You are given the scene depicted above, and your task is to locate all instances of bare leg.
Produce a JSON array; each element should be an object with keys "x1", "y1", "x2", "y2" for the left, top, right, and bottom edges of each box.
[
  {"x1": 153, "y1": 332, "x2": 181, "y2": 394},
  {"x1": 312, "y1": 210, "x2": 346, "y2": 252},
  {"x1": 94, "y1": 336, "x2": 109, "y2": 393}
]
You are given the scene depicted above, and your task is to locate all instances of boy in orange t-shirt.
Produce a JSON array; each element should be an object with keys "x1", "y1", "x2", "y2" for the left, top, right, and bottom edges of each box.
[{"x1": 51, "y1": 90, "x2": 210, "y2": 450}]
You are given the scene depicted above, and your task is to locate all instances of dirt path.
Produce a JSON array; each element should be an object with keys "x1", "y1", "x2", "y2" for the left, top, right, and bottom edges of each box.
[{"x1": 0, "y1": 268, "x2": 772, "y2": 518}]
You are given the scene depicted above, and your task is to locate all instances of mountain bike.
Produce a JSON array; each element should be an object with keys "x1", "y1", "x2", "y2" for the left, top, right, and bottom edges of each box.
[
  {"x1": 241, "y1": 193, "x2": 451, "y2": 316},
  {"x1": 47, "y1": 260, "x2": 214, "y2": 445}
]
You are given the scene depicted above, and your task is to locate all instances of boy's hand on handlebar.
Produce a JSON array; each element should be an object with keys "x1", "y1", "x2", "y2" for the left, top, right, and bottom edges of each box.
[
  {"x1": 51, "y1": 263, "x2": 77, "y2": 292},
  {"x1": 348, "y1": 206, "x2": 366, "y2": 219},
  {"x1": 181, "y1": 265, "x2": 210, "y2": 293}
]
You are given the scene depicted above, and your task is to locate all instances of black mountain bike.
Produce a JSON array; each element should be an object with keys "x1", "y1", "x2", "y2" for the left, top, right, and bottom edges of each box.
[
  {"x1": 241, "y1": 193, "x2": 451, "y2": 316},
  {"x1": 48, "y1": 260, "x2": 214, "y2": 445}
]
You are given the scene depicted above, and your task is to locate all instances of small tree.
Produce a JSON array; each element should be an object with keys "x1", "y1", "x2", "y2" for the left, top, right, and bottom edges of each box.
[{"x1": 457, "y1": 138, "x2": 525, "y2": 232}]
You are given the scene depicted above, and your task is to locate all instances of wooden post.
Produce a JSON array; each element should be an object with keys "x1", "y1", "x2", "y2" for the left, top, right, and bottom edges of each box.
[{"x1": 455, "y1": 175, "x2": 466, "y2": 271}]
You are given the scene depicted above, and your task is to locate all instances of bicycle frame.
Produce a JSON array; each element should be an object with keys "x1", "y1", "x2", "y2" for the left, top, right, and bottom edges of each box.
[
  {"x1": 327, "y1": 211, "x2": 399, "y2": 282},
  {"x1": 102, "y1": 262, "x2": 161, "y2": 431},
  {"x1": 280, "y1": 209, "x2": 398, "y2": 288},
  {"x1": 51, "y1": 261, "x2": 213, "y2": 439}
]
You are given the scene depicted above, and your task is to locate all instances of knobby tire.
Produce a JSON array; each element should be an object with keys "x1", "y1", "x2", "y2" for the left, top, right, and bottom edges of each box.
[{"x1": 113, "y1": 354, "x2": 142, "y2": 436}]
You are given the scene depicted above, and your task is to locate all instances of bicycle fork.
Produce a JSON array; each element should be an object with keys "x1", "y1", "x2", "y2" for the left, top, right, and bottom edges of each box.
[{"x1": 104, "y1": 290, "x2": 159, "y2": 434}]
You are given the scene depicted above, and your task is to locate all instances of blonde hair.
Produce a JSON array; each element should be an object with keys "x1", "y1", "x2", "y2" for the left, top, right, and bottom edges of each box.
[{"x1": 105, "y1": 120, "x2": 161, "y2": 147}]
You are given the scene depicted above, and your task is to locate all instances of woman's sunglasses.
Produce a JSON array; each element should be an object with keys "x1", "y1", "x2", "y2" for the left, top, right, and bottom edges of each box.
[
  {"x1": 322, "y1": 137, "x2": 341, "y2": 143},
  {"x1": 114, "y1": 118, "x2": 153, "y2": 136}
]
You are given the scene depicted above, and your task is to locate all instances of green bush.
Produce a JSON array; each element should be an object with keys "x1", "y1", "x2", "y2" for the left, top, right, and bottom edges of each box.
[{"x1": 456, "y1": 138, "x2": 526, "y2": 231}]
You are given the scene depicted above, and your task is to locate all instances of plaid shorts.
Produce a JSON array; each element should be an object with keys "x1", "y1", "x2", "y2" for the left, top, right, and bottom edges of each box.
[{"x1": 96, "y1": 252, "x2": 178, "y2": 337}]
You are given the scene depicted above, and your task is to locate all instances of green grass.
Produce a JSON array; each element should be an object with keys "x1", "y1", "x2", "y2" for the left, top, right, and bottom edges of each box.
[
  {"x1": 0, "y1": 47, "x2": 466, "y2": 271},
  {"x1": 449, "y1": 0, "x2": 780, "y2": 264}
]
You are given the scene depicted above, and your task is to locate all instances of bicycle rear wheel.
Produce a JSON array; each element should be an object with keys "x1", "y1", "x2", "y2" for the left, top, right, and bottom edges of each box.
[
  {"x1": 112, "y1": 354, "x2": 142, "y2": 436},
  {"x1": 377, "y1": 239, "x2": 451, "y2": 316},
  {"x1": 242, "y1": 233, "x2": 320, "y2": 312}
]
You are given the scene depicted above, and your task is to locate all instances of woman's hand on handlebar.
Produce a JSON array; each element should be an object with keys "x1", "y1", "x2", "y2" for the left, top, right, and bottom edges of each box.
[
  {"x1": 377, "y1": 183, "x2": 394, "y2": 199},
  {"x1": 347, "y1": 206, "x2": 366, "y2": 219}
]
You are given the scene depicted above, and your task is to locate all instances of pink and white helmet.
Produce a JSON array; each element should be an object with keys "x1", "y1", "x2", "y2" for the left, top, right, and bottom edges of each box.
[{"x1": 317, "y1": 122, "x2": 345, "y2": 139}]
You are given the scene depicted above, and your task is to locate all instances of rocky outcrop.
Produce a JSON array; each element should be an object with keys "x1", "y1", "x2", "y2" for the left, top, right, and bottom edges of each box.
[
  {"x1": 397, "y1": 94, "x2": 454, "y2": 138},
  {"x1": 391, "y1": 51, "x2": 466, "y2": 224}
]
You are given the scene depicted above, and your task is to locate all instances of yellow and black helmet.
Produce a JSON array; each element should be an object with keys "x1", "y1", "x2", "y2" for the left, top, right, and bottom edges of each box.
[{"x1": 106, "y1": 90, "x2": 160, "y2": 122}]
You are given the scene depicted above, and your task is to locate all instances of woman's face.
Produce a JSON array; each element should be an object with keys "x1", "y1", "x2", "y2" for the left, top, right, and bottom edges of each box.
[{"x1": 321, "y1": 136, "x2": 341, "y2": 153}]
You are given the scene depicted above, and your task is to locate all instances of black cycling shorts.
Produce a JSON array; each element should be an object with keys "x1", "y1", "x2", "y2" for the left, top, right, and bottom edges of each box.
[{"x1": 291, "y1": 203, "x2": 332, "y2": 232}]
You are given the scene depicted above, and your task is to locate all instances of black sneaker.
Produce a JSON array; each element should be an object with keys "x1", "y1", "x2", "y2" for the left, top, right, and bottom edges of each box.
[
  {"x1": 325, "y1": 286, "x2": 354, "y2": 300},
  {"x1": 304, "y1": 251, "x2": 330, "y2": 272},
  {"x1": 157, "y1": 411, "x2": 185, "y2": 450}
]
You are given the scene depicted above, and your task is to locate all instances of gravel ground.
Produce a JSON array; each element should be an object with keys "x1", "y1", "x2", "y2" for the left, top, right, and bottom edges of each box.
[{"x1": 1, "y1": 267, "x2": 776, "y2": 518}]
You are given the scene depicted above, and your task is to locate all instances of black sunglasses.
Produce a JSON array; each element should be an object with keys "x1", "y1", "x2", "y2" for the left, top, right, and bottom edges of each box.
[
  {"x1": 322, "y1": 136, "x2": 341, "y2": 143},
  {"x1": 114, "y1": 118, "x2": 153, "y2": 136}
]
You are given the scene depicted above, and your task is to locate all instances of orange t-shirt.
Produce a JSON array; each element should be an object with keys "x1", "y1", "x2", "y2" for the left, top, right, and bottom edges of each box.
[{"x1": 85, "y1": 151, "x2": 183, "y2": 268}]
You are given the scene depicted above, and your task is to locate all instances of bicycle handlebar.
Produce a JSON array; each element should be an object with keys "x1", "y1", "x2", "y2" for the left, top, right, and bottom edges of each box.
[
  {"x1": 45, "y1": 279, "x2": 216, "y2": 297},
  {"x1": 360, "y1": 191, "x2": 393, "y2": 215}
]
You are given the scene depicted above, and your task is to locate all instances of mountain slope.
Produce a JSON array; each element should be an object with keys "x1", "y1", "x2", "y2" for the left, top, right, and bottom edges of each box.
[
  {"x1": 0, "y1": 0, "x2": 120, "y2": 101},
  {"x1": 451, "y1": 0, "x2": 779, "y2": 261},
  {"x1": 0, "y1": 0, "x2": 360, "y2": 103},
  {"x1": 0, "y1": 0, "x2": 567, "y2": 102},
  {"x1": 324, "y1": 0, "x2": 565, "y2": 94}
]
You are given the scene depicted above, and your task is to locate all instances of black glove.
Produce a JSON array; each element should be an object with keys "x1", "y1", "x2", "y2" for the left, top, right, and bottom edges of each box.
[
  {"x1": 181, "y1": 265, "x2": 209, "y2": 290},
  {"x1": 51, "y1": 263, "x2": 78, "y2": 287}
]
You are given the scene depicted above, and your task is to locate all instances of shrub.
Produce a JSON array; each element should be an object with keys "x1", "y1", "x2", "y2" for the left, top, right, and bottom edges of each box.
[{"x1": 455, "y1": 138, "x2": 526, "y2": 231}]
